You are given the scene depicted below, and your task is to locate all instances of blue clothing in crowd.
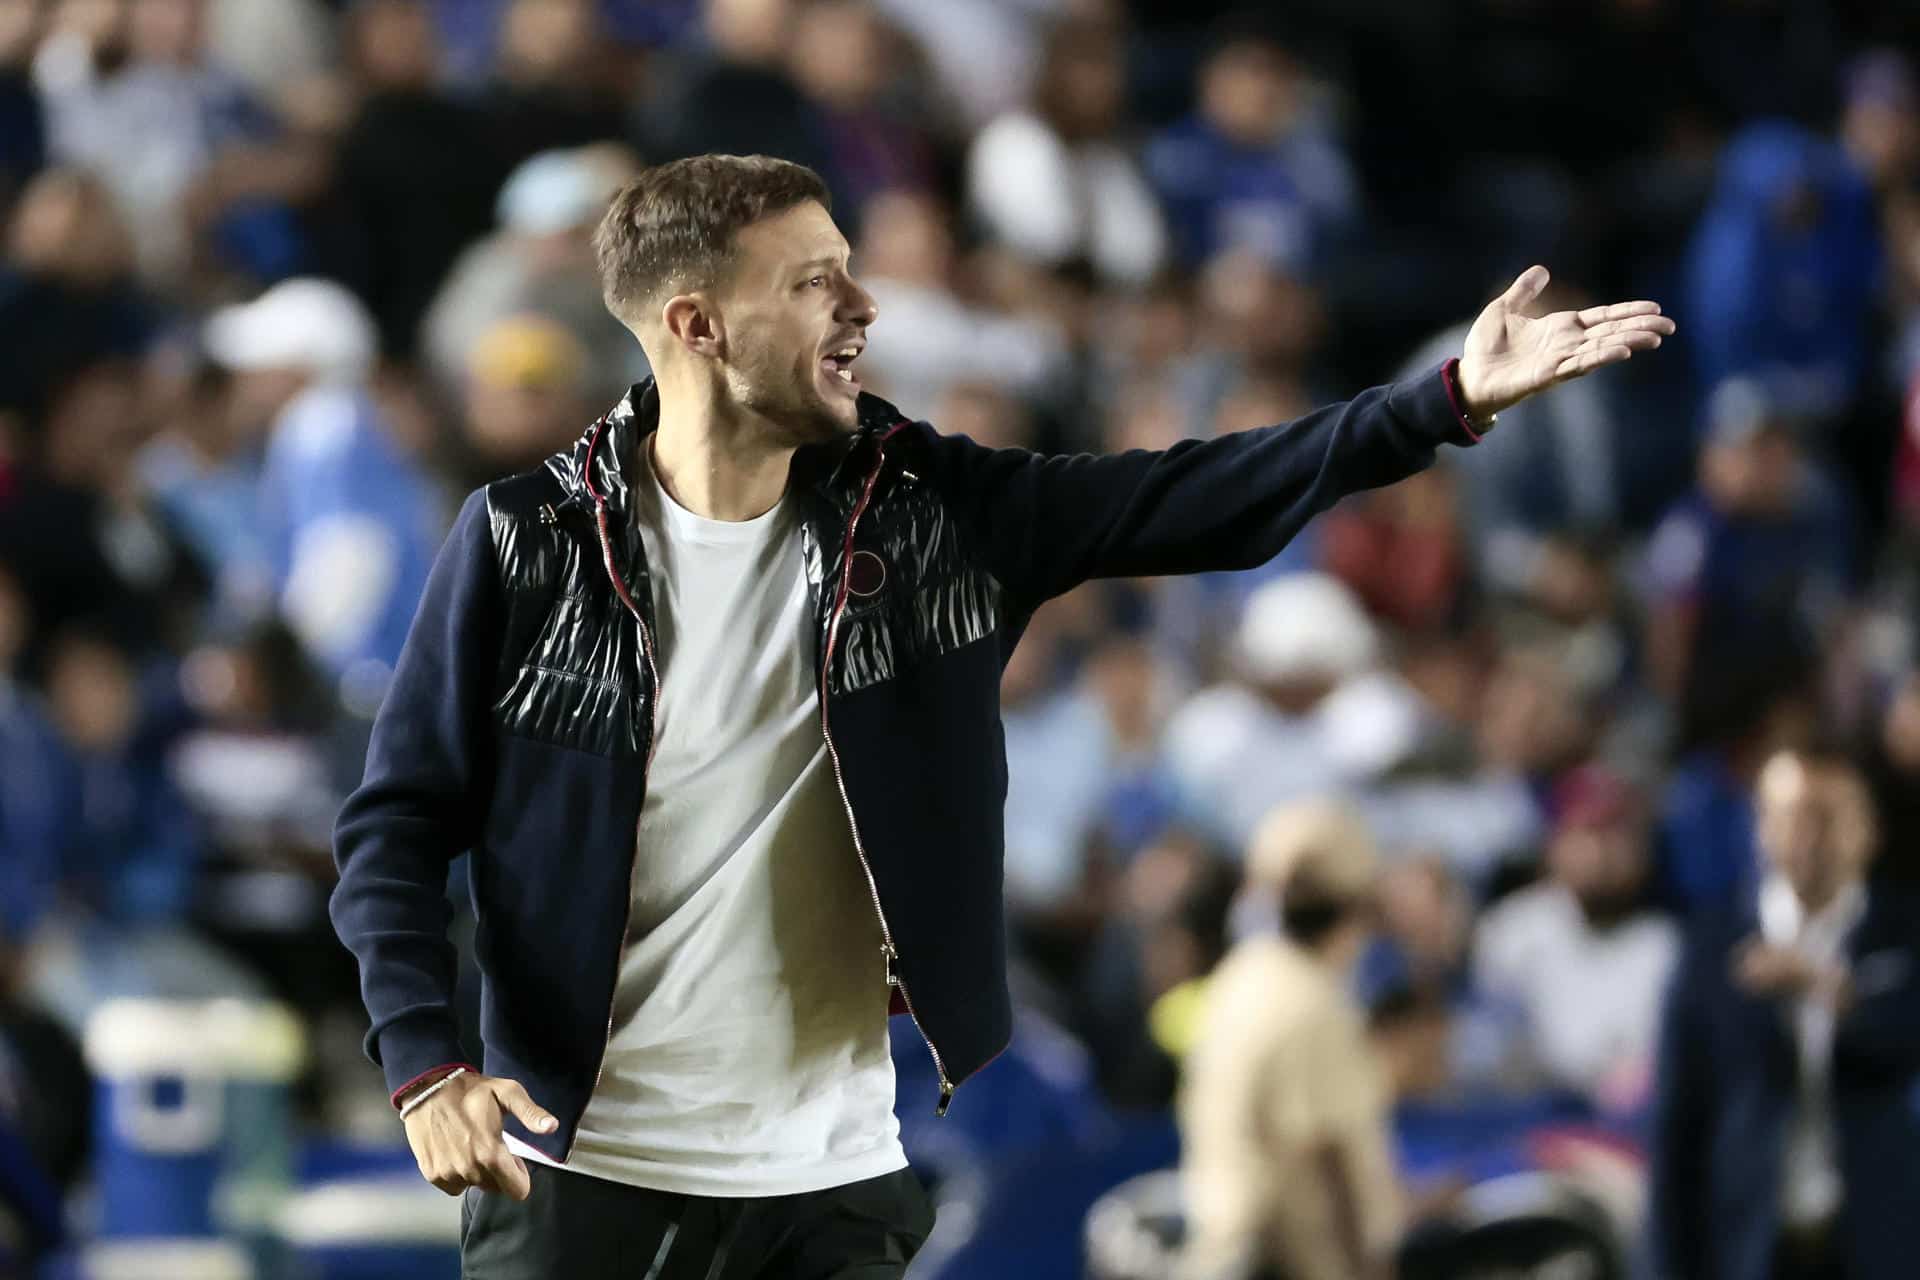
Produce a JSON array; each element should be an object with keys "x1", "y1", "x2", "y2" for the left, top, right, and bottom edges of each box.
[
  {"x1": 1658, "y1": 751, "x2": 1760, "y2": 916},
  {"x1": 260, "y1": 383, "x2": 446, "y2": 683},
  {"x1": 1684, "y1": 122, "x2": 1883, "y2": 422},
  {"x1": 1145, "y1": 115, "x2": 1358, "y2": 272}
]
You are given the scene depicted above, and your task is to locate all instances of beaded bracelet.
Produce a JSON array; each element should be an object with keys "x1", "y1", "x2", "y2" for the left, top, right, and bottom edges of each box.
[{"x1": 398, "y1": 1067, "x2": 470, "y2": 1121}]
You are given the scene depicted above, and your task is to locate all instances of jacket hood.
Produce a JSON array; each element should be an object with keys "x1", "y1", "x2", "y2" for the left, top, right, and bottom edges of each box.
[{"x1": 543, "y1": 378, "x2": 912, "y2": 518}]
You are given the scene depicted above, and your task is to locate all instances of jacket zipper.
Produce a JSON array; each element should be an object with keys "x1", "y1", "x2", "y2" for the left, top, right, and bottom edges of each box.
[
  {"x1": 568, "y1": 432, "x2": 662, "y2": 1160},
  {"x1": 819, "y1": 431, "x2": 955, "y2": 1117}
]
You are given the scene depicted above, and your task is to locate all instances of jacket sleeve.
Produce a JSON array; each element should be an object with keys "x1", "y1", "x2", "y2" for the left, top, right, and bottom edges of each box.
[
  {"x1": 1646, "y1": 937, "x2": 1711, "y2": 1280},
  {"x1": 917, "y1": 362, "x2": 1481, "y2": 607},
  {"x1": 329, "y1": 487, "x2": 497, "y2": 1104}
]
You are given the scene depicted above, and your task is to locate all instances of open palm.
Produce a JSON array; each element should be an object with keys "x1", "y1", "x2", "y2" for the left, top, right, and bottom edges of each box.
[{"x1": 1457, "y1": 266, "x2": 1675, "y2": 419}]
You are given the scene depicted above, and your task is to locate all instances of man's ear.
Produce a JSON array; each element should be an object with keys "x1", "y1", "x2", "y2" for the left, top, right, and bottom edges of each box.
[{"x1": 662, "y1": 293, "x2": 724, "y2": 359}]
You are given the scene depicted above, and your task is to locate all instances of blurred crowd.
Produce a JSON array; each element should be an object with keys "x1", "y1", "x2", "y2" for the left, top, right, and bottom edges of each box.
[{"x1": 1, "y1": 0, "x2": 1920, "y2": 1273}]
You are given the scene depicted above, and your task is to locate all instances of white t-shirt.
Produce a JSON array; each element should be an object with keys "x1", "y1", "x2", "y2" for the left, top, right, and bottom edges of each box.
[
  {"x1": 507, "y1": 445, "x2": 905, "y2": 1197},
  {"x1": 1472, "y1": 883, "x2": 1678, "y2": 1104}
]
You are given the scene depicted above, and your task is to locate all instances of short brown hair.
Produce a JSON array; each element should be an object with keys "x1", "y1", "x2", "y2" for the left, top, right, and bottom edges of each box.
[{"x1": 593, "y1": 154, "x2": 832, "y2": 325}]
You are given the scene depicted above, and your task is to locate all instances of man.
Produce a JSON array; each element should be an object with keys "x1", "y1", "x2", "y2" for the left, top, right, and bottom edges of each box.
[
  {"x1": 1177, "y1": 800, "x2": 1397, "y2": 1280},
  {"x1": 206, "y1": 277, "x2": 445, "y2": 684},
  {"x1": 329, "y1": 154, "x2": 1671, "y2": 1277},
  {"x1": 1649, "y1": 748, "x2": 1920, "y2": 1280},
  {"x1": 1473, "y1": 765, "x2": 1678, "y2": 1112}
]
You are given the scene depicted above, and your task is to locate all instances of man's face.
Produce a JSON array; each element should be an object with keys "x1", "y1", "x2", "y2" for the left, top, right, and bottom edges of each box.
[
  {"x1": 1550, "y1": 817, "x2": 1650, "y2": 923},
  {"x1": 1756, "y1": 754, "x2": 1875, "y2": 910},
  {"x1": 712, "y1": 201, "x2": 876, "y2": 444}
]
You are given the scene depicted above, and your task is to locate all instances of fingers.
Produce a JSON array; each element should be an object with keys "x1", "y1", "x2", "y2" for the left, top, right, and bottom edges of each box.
[
  {"x1": 1501, "y1": 264, "x2": 1551, "y2": 313},
  {"x1": 491, "y1": 1078, "x2": 560, "y2": 1136},
  {"x1": 1576, "y1": 299, "x2": 1665, "y2": 326},
  {"x1": 1582, "y1": 314, "x2": 1676, "y2": 342}
]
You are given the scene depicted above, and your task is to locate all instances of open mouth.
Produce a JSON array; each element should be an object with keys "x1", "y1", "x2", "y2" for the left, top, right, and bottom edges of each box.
[{"x1": 821, "y1": 342, "x2": 863, "y2": 394}]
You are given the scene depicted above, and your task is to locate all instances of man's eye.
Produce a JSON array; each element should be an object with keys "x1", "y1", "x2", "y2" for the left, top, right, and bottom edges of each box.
[{"x1": 806, "y1": 276, "x2": 826, "y2": 288}]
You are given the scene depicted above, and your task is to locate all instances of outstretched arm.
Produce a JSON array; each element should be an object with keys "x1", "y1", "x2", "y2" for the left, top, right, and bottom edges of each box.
[{"x1": 921, "y1": 268, "x2": 1672, "y2": 608}]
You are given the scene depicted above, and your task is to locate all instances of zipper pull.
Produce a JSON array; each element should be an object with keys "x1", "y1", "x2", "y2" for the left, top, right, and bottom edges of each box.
[
  {"x1": 881, "y1": 942, "x2": 899, "y2": 986},
  {"x1": 935, "y1": 1081, "x2": 954, "y2": 1117}
]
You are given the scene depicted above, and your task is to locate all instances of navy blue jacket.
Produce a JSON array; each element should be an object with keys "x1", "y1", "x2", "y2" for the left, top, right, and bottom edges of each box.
[
  {"x1": 330, "y1": 363, "x2": 1483, "y2": 1162},
  {"x1": 1647, "y1": 885, "x2": 1920, "y2": 1280}
]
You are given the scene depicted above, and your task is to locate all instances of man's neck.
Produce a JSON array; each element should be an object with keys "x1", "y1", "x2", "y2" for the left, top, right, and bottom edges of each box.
[{"x1": 650, "y1": 393, "x2": 795, "y2": 522}]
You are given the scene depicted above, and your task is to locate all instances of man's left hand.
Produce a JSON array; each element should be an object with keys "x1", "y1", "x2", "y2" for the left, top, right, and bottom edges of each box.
[{"x1": 1456, "y1": 266, "x2": 1675, "y2": 419}]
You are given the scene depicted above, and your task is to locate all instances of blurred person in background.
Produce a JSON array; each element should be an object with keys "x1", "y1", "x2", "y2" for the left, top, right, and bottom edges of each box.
[
  {"x1": 479, "y1": 0, "x2": 624, "y2": 171},
  {"x1": 333, "y1": 0, "x2": 503, "y2": 355},
  {"x1": 1319, "y1": 464, "x2": 1468, "y2": 634},
  {"x1": 421, "y1": 143, "x2": 646, "y2": 407},
  {"x1": 1684, "y1": 122, "x2": 1882, "y2": 432},
  {"x1": 1643, "y1": 377, "x2": 1856, "y2": 707},
  {"x1": 1659, "y1": 646, "x2": 1822, "y2": 916},
  {"x1": 1146, "y1": 18, "x2": 1359, "y2": 274},
  {"x1": 1161, "y1": 572, "x2": 1432, "y2": 850},
  {"x1": 784, "y1": 0, "x2": 936, "y2": 231},
  {"x1": 966, "y1": 13, "x2": 1166, "y2": 289},
  {"x1": 17, "y1": 623, "x2": 268, "y2": 1034},
  {"x1": 0, "y1": 350, "x2": 207, "y2": 670},
  {"x1": 31, "y1": 0, "x2": 314, "y2": 283},
  {"x1": 0, "y1": 165, "x2": 153, "y2": 439},
  {"x1": 1471, "y1": 765, "x2": 1677, "y2": 1117},
  {"x1": 1649, "y1": 746, "x2": 1920, "y2": 1280},
  {"x1": 636, "y1": 0, "x2": 837, "y2": 196},
  {"x1": 207, "y1": 276, "x2": 444, "y2": 689},
  {"x1": 854, "y1": 186, "x2": 1064, "y2": 412},
  {"x1": 135, "y1": 355, "x2": 274, "y2": 631},
  {"x1": 1178, "y1": 800, "x2": 1399, "y2": 1280},
  {"x1": 454, "y1": 312, "x2": 595, "y2": 489},
  {"x1": 328, "y1": 148, "x2": 1669, "y2": 1273}
]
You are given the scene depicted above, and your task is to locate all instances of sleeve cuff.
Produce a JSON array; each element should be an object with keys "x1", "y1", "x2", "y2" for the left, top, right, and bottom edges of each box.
[
  {"x1": 1439, "y1": 358, "x2": 1487, "y2": 443},
  {"x1": 391, "y1": 1061, "x2": 480, "y2": 1111},
  {"x1": 1385, "y1": 361, "x2": 1486, "y2": 449}
]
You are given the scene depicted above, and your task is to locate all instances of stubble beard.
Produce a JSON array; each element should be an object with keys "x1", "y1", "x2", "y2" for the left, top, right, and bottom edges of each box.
[{"x1": 721, "y1": 336, "x2": 847, "y2": 446}]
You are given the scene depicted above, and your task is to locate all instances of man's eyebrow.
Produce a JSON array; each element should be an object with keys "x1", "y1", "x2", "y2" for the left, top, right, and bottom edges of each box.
[{"x1": 791, "y1": 252, "x2": 852, "y2": 275}]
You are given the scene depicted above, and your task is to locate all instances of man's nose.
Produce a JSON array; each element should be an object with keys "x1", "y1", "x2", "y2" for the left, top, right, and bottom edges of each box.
[{"x1": 840, "y1": 277, "x2": 878, "y2": 329}]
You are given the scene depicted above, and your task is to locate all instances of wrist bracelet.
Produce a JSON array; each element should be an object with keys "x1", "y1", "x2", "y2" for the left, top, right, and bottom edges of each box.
[{"x1": 399, "y1": 1067, "x2": 469, "y2": 1120}]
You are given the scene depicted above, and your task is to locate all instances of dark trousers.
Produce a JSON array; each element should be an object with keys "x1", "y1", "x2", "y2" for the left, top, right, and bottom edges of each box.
[{"x1": 461, "y1": 1163, "x2": 935, "y2": 1280}]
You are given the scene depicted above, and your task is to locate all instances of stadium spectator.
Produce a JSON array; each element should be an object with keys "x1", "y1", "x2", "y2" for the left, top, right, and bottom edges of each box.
[
  {"x1": 333, "y1": 0, "x2": 503, "y2": 354},
  {"x1": 1649, "y1": 747, "x2": 1920, "y2": 1280},
  {"x1": 420, "y1": 143, "x2": 645, "y2": 406},
  {"x1": 478, "y1": 0, "x2": 624, "y2": 171},
  {"x1": 1145, "y1": 21, "x2": 1359, "y2": 273},
  {"x1": 636, "y1": 0, "x2": 838, "y2": 199},
  {"x1": 32, "y1": 0, "x2": 311, "y2": 282},
  {"x1": 1472, "y1": 766, "x2": 1677, "y2": 1114},
  {"x1": 1643, "y1": 377, "x2": 1856, "y2": 705},
  {"x1": 1178, "y1": 800, "x2": 1399, "y2": 1280},
  {"x1": 1684, "y1": 122, "x2": 1882, "y2": 426},
  {"x1": 453, "y1": 312, "x2": 595, "y2": 489},
  {"x1": 854, "y1": 186, "x2": 1064, "y2": 412},
  {"x1": 967, "y1": 15, "x2": 1166, "y2": 287},
  {"x1": 785, "y1": 0, "x2": 936, "y2": 229},
  {"x1": 0, "y1": 166, "x2": 153, "y2": 432},
  {"x1": 1161, "y1": 573, "x2": 1432, "y2": 851},
  {"x1": 205, "y1": 276, "x2": 443, "y2": 685}
]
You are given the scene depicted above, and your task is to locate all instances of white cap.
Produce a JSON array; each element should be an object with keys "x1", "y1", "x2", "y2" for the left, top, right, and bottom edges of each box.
[
  {"x1": 497, "y1": 147, "x2": 605, "y2": 236},
  {"x1": 1235, "y1": 572, "x2": 1378, "y2": 685},
  {"x1": 205, "y1": 277, "x2": 378, "y2": 382}
]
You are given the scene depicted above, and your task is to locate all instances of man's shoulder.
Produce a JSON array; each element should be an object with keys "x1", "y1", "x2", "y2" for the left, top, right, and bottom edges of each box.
[{"x1": 482, "y1": 465, "x2": 569, "y2": 523}]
